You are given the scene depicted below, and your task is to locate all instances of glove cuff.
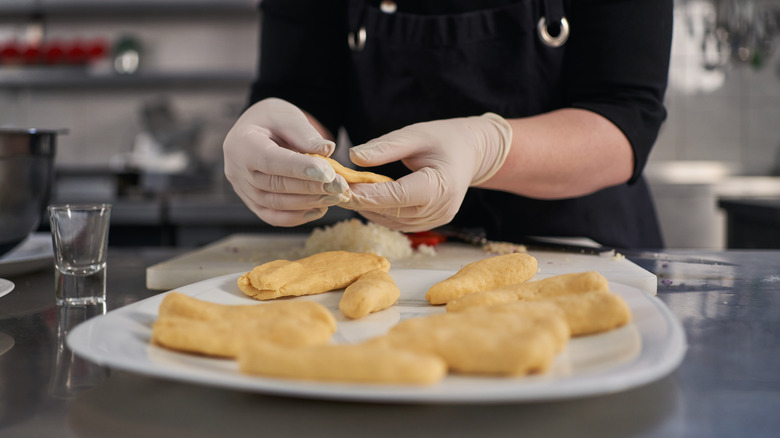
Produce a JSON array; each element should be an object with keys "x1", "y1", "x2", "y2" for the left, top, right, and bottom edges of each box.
[{"x1": 470, "y1": 112, "x2": 513, "y2": 186}]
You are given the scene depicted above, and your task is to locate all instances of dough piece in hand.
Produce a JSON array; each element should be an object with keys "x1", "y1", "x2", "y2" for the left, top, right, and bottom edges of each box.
[
  {"x1": 238, "y1": 251, "x2": 391, "y2": 300},
  {"x1": 306, "y1": 153, "x2": 393, "y2": 183},
  {"x1": 446, "y1": 271, "x2": 609, "y2": 312},
  {"x1": 546, "y1": 290, "x2": 632, "y2": 336},
  {"x1": 425, "y1": 253, "x2": 538, "y2": 305},
  {"x1": 368, "y1": 301, "x2": 569, "y2": 376},
  {"x1": 339, "y1": 269, "x2": 400, "y2": 319},
  {"x1": 239, "y1": 342, "x2": 447, "y2": 385}
]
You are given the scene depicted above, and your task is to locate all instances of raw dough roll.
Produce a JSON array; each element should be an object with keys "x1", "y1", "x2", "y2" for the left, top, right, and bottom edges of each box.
[
  {"x1": 306, "y1": 153, "x2": 393, "y2": 183},
  {"x1": 446, "y1": 271, "x2": 609, "y2": 312},
  {"x1": 238, "y1": 251, "x2": 391, "y2": 300},
  {"x1": 239, "y1": 342, "x2": 446, "y2": 385},
  {"x1": 158, "y1": 292, "x2": 337, "y2": 331},
  {"x1": 368, "y1": 300, "x2": 570, "y2": 376},
  {"x1": 339, "y1": 268, "x2": 400, "y2": 319},
  {"x1": 152, "y1": 293, "x2": 337, "y2": 357},
  {"x1": 545, "y1": 290, "x2": 632, "y2": 336},
  {"x1": 152, "y1": 314, "x2": 335, "y2": 358},
  {"x1": 425, "y1": 253, "x2": 538, "y2": 305}
]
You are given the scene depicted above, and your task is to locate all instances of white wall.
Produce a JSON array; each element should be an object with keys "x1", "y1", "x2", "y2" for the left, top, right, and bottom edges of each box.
[
  {"x1": 652, "y1": 0, "x2": 780, "y2": 175},
  {"x1": 646, "y1": 0, "x2": 780, "y2": 248}
]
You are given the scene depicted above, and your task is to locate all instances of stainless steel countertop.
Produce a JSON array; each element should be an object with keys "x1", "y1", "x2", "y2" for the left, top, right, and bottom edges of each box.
[{"x1": 1, "y1": 248, "x2": 779, "y2": 437}]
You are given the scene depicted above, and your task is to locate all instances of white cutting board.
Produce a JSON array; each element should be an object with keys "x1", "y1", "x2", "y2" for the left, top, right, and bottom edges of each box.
[{"x1": 146, "y1": 234, "x2": 657, "y2": 295}]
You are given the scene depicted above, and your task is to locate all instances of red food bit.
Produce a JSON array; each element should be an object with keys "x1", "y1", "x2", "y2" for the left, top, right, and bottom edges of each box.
[
  {"x1": 44, "y1": 41, "x2": 66, "y2": 65},
  {"x1": 407, "y1": 231, "x2": 447, "y2": 248},
  {"x1": 0, "y1": 41, "x2": 21, "y2": 64},
  {"x1": 22, "y1": 44, "x2": 42, "y2": 64}
]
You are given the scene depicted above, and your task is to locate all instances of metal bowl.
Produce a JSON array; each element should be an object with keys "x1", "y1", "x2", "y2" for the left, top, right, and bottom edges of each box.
[{"x1": 0, "y1": 128, "x2": 62, "y2": 257}]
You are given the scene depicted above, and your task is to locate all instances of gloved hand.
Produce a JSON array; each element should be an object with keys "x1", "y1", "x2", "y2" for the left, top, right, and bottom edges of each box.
[
  {"x1": 341, "y1": 113, "x2": 512, "y2": 232},
  {"x1": 223, "y1": 98, "x2": 350, "y2": 227}
]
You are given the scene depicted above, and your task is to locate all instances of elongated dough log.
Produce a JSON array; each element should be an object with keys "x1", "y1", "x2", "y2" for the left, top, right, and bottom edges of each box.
[
  {"x1": 239, "y1": 342, "x2": 447, "y2": 385},
  {"x1": 152, "y1": 293, "x2": 337, "y2": 357},
  {"x1": 152, "y1": 314, "x2": 335, "y2": 358},
  {"x1": 339, "y1": 269, "x2": 400, "y2": 319},
  {"x1": 238, "y1": 251, "x2": 391, "y2": 300},
  {"x1": 158, "y1": 292, "x2": 337, "y2": 332},
  {"x1": 446, "y1": 271, "x2": 609, "y2": 312},
  {"x1": 425, "y1": 253, "x2": 538, "y2": 305},
  {"x1": 367, "y1": 301, "x2": 569, "y2": 376},
  {"x1": 546, "y1": 290, "x2": 632, "y2": 336},
  {"x1": 306, "y1": 153, "x2": 393, "y2": 183}
]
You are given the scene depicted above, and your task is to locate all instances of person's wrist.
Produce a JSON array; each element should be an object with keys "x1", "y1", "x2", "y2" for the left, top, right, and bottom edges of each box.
[{"x1": 469, "y1": 113, "x2": 513, "y2": 186}]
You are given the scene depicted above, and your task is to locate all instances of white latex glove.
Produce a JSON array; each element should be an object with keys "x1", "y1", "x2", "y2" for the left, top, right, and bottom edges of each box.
[
  {"x1": 223, "y1": 98, "x2": 350, "y2": 227},
  {"x1": 341, "y1": 113, "x2": 512, "y2": 232}
]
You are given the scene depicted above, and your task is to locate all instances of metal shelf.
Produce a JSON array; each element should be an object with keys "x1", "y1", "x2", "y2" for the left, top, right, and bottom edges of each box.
[
  {"x1": 0, "y1": 2, "x2": 259, "y2": 88},
  {"x1": 0, "y1": 67, "x2": 254, "y2": 89},
  {"x1": 0, "y1": 1, "x2": 258, "y2": 19}
]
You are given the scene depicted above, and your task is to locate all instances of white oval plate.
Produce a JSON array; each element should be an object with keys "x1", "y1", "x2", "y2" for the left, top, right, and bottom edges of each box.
[
  {"x1": 67, "y1": 269, "x2": 686, "y2": 403},
  {"x1": 0, "y1": 233, "x2": 53, "y2": 277},
  {"x1": 0, "y1": 278, "x2": 14, "y2": 298}
]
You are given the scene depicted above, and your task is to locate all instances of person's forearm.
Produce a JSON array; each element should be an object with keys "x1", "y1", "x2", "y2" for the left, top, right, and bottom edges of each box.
[{"x1": 478, "y1": 108, "x2": 634, "y2": 199}]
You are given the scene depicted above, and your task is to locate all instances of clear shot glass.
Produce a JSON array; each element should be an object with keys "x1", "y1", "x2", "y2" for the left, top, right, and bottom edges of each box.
[{"x1": 48, "y1": 203, "x2": 111, "y2": 306}]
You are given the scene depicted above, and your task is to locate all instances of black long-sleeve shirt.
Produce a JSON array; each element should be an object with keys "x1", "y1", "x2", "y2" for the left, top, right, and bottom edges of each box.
[{"x1": 249, "y1": 0, "x2": 673, "y2": 248}]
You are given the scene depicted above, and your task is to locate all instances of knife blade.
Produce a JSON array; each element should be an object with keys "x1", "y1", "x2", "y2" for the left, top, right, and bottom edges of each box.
[{"x1": 435, "y1": 228, "x2": 738, "y2": 266}]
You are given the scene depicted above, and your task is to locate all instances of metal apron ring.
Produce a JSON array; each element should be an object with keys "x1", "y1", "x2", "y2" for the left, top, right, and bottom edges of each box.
[
  {"x1": 348, "y1": 26, "x2": 367, "y2": 51},
  {"x1": 537, "y1": 16, "x2": 569, "y2": 47}
]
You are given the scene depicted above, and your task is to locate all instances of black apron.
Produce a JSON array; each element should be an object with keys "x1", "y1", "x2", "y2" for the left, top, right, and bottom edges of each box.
[{"x1": 342, "y1": 0, "x2": 663, "y2": 249}]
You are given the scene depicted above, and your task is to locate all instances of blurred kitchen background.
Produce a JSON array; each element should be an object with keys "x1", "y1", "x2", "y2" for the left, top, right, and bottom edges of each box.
[{"x1": 1, "y1": 0, "x2": 779, "y2": 249}]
